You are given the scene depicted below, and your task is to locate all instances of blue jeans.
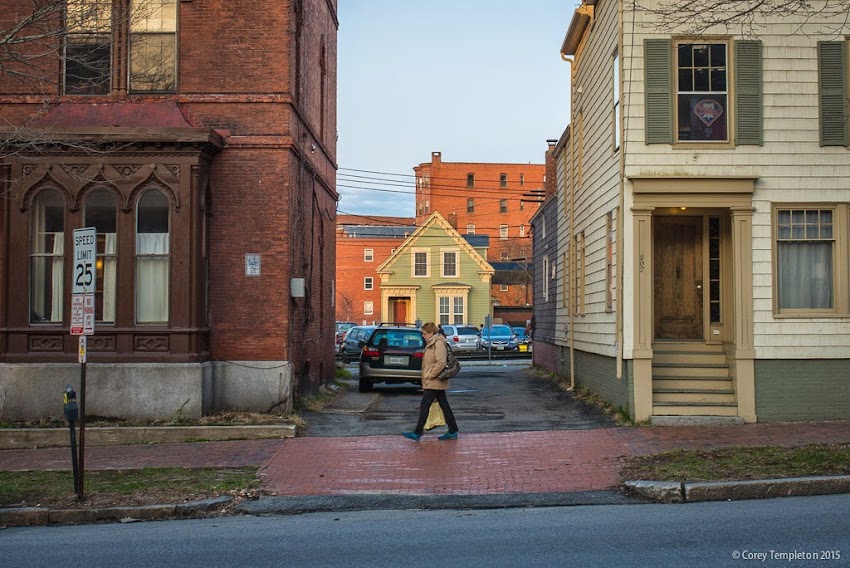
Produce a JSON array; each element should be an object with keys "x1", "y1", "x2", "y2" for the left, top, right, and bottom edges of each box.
[{"x1": 414, "y1": 389, "x2": 459, "y2": 435}]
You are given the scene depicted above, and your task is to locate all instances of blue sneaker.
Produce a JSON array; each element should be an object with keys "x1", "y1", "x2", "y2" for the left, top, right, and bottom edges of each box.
[
  {"x1": 438, "y1": 431, "x2": 458, "y2": 440},
  {"x1": 402, "y1": 431, "x2": 421, "y2": 441}
]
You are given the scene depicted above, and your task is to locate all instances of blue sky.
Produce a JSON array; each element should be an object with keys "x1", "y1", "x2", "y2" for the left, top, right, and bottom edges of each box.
[{"x1": 336, "y1": 0, "x2": 579, "y2": 218}]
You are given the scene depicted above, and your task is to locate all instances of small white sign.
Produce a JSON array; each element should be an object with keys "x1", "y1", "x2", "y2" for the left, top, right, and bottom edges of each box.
[
  {"x1": 70, "y1": 294, "x2": 85, "y2": 335},
  {"x1": 78, "y1": 335, "x2": 87, "y2": 364},
  {"x1": 245, "y1": 253, "x2": 261, "y2": 277},
  {"x1": 83, "y1": 294, "x2": 95, "y2": 335}
]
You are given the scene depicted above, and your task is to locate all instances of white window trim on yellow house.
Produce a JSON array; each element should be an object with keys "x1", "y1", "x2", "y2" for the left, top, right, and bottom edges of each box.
[
  {"x1": 412, "y1": 248, "x2": 430, "y2": 278},
  {"x1": 441, "y1": 248, "x2": 460, "y2": 278}
]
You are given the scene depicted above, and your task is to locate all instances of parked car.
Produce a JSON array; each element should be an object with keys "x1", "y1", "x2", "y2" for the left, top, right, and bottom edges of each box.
[
  {"x1": 358, "y1": 325, "x2": 425, "y2": 392},
  {"x1": 478, "y1": 324, "x2": 519, "y2": 351},
  {"x1": 440, "y1": 324, "x2": 481, "y2": 352},
  {"x1": 335, "y1": 321, "x2": 356, "y2": 350},
  {"x1": 511, "y1": 326, "x2": 530, "y2": 344},
  {"x1": 338, "y1": 325, "x2": 377, "y2": 362}
]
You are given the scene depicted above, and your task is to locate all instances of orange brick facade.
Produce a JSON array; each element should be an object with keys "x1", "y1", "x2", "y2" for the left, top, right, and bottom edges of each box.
[
  {"x1": 335, "y1": 216, "x2": 415, "y2": 323},
  {"x1": 0, "y1": 0, "x2": 339, "y2": 411},
  {"x1": 414, "y1": 152, "x2": 544, "y2": 310}
]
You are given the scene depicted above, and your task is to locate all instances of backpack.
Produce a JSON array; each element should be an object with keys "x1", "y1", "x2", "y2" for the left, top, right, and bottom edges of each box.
[{"x1": 436, "y1": 341, "x2": 461, "y2": 381}]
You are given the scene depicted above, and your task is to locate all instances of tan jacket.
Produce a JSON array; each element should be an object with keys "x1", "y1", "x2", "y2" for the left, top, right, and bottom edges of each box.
[{"x1": 421, "y1": 334, "x2": 449, "y2": 390}]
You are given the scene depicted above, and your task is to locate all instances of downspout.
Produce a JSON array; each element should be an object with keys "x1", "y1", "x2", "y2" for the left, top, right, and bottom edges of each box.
[
  {"x1": 616, "y1": 0, "x2": 625, "y2": 382},
  {"x1": 560, "y1": 52, "x2": 576, "y2": 390}
]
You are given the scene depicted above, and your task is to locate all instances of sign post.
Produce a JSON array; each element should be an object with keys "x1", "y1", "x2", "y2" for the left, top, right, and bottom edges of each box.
[{"x1": 71, "y1": 227, "x2": 96, "y2": 499}]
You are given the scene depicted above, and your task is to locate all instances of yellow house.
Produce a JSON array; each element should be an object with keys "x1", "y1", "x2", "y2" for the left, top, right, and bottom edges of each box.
[{"x1": 377, "y1": 212, "x2": 495, "y2": 326}]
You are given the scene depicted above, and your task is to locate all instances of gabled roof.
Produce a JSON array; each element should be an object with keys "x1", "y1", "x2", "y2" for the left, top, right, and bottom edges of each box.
[{"x1": 377, "y1": 211, "x2": 494, "y2": 276}]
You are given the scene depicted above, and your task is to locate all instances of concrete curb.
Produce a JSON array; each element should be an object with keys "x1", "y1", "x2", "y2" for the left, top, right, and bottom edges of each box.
[
  {"x1": 235, "y1": 490, "x2": 635, "y2": 516},
  {"x1": 624, "y1": 475, "x2": 850, "y2": 503},
  {"x1": 0, "y1": 496, "x2": 233, "y2": 527},
  {"x1": 0, "y1": 425, "x2": 296, "y2": 450}
]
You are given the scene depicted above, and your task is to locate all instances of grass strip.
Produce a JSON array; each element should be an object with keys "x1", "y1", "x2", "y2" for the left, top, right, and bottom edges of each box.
[
  {"x1": 0, "y1": 467, "x2": 259, "y2": 508},
  {"x1": 620, "y1": 443, "x2": 850, "y2": 483}
]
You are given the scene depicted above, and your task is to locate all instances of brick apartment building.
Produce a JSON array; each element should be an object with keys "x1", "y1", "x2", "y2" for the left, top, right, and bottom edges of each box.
[
  {"x1": 414, "y1": 151, "x2": 545, "y2": 320},
  {"x1": 335, "y1": 215, "x2": 415, "y2": 324},
  {"x1": 0, "y1": 0, "x2": 338, "y2": 420}
]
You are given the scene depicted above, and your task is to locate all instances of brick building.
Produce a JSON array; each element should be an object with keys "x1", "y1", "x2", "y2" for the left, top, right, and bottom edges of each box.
[
  {"x1": 414, "y1": 152, "x2": 545, "y2": 320},
  {"x1": 335, "y1": 215, "x2": 415, "y2": 324},
  {"x1": 0, "y1": 0, "x2": 338, "y2": 420},
  {"x1": 414, "y1": 151, "x2": 545, "y2": 263}
]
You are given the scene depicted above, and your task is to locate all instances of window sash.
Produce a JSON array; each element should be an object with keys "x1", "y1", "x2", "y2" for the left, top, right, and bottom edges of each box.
[
  {"x1": 442, "y1": 252, "x2": 457, "y2": 277},
  {"x1": 364, "y1": 277, "x2": 373, "y2": 290},
  {"x1": 413, "y1": 252, "x2": 428, "y2": 276},
  {"x1": 776, "y1": 208, "x2": 835, "y2": 311}
]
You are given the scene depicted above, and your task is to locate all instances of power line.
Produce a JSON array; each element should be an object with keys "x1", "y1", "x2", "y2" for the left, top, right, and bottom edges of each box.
[{"x1": 339, "y1": 166, "x2": 545, "y2": 186}]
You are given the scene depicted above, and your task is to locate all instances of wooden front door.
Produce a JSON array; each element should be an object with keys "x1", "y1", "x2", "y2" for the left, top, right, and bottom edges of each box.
[
  {"x1": 392, "y1": 299, "x2": 408, "y2": 324},
  {"x1": 654, "y1": 216, "x2": 704, "y2": 340}
]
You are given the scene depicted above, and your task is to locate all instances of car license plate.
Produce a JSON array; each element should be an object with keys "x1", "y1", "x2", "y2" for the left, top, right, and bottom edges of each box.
[
  {"x1": 385, "y1": 355, "x2": 408, "y2": 366},
  {"x1": 496, "y1": 346, "x2": 505, "y2": 350}
]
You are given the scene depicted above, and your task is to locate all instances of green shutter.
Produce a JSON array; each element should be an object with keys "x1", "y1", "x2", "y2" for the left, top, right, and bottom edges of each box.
[
  {"x1": 735, "y1": 40, "x2": 762, "y2": 145},
  {"x1": 644, "y1": 39, "x2": 672, "y2": 144},
  {"x1": 818, "y1": 41, "x2": 848, "y2": 147}
]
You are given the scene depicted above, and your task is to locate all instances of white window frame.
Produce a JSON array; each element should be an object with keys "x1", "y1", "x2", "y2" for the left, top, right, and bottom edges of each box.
[
  {"x1": 499, "y1": 224, "x2": 508, "y2": 240},
  {"x1": 412, "y1": 249, "x2": 430, "y2": 278},
  {"x1": 364, "y1": 277, "x2": 373, "y2": 290},
  {"x1": 500, "y1": 283, "x2": 509, "y2": 292},
  {"x1": 542, "y1": 256, "x2": 549, "y2": 301},
  {"x1": 364, "y1": 300, "x2": 374, "y2": 315},
  {"x1": 466, "y1": 224, "x2": 475, "y2": 234},
  {"x1": 441, "y1": 249, "x2": 459, "y2": 278},
  {"x1": 364, "y1": 248, "x2": 374, "y2": 262}
]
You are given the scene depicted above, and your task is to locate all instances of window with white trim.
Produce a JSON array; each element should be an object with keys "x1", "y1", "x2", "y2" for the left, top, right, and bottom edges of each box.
[
  {"x1": 500, "y1": 284, "x2": 508, "y2": 292},
  {"x1": 364, "y1": 277, "x2": 373, "y2": 290},
  {"x1": 438, "y1": 296, "x2": 465, "y2": 325},
  {"x1": 676, "y1": 42, "x2": 728, "y2": 142},
  {"x1": 364, "y1": 301, "x2": 374, "y2": 315},
  {"x1": 500, "y1": 225, "x2": 508, "y2": 240},
  {"x1": 442, "y1": 251, "x2": 458, "y2": 277},
  {"x1": 613, "y1": 50, "x2": 621, "y2": 150},
  {"x1": 466, "y1": 224, "x2": 475, "y2": 234},
  {"x1": 364, "y1": 248, "x2": 373, "y2": 262},
  {"x1": 542, "y1": 256, "x2": 549, "y2": 301},
  {"x1": 413, "y1": 250, "x2": 429, "y2": 277}
]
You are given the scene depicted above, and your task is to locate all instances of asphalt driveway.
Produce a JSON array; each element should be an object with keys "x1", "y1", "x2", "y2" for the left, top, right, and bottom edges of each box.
[{"x1": 301, "y1": 361, "x2": 615, "y2": 437}]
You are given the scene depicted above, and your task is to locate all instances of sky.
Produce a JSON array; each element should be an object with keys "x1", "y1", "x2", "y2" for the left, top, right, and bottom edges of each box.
[{"x1": 336, "y1": 0, "x2": 580, "y2": 218}]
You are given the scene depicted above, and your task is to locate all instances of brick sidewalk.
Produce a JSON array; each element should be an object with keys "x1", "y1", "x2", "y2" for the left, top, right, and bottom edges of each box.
[{"x1": 2, "y1": 421, "x2": 849, "y2": 497}]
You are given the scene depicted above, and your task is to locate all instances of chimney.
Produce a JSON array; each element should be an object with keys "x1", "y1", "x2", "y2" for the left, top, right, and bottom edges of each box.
[{"x1": 544, "y1": 140, "x2": 558, "y2": 198}]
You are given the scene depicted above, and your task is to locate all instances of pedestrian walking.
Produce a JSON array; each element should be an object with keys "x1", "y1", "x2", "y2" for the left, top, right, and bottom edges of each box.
[{"x1": 402, "y1": 322, "x2": 459, "y2": 441}]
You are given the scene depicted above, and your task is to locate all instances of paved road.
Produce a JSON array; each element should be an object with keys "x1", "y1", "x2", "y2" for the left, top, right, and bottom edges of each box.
[
  {"x1": 302, "y1": 361, "x2": 615, "y2": 437},
  {"x1": 5, "y1": 495, "x2": 849, "y2": 567}
]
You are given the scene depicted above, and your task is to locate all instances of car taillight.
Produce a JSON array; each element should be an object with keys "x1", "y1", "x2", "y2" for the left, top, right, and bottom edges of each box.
[
  {"x1": 413, "y1": 352, "x2": 424, "y2": 359},
  {"x1": 452, "y1": 336, "x2": 459, "y2": 343},
  {"x1": 363, "y1": 348, "x2": 380, "y2": 358}
]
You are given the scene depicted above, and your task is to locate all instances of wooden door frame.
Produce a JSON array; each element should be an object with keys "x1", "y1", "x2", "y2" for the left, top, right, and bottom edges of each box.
[{"x1": 628, "y1": 176, "x2": 757, "y2": 422}]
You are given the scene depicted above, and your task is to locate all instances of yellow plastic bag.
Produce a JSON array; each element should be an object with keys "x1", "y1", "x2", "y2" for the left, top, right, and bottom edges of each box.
[{"x1": 423, "y1": 401, "x2": 446, "y2": 431}]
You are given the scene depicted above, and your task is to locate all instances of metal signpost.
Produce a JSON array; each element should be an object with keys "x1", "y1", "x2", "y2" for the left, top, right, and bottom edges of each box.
[{"x1": 71, "y1": 227, "x2": 96, "y2": 499}]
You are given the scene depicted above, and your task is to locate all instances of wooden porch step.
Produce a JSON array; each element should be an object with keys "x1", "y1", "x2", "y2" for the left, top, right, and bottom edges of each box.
[
  {"x1": 652, "y1": 402, "x2": 739, "y2": 417},
  {"x1": 652, "y1": 342, "x2": 723, "y2": 353},
  {"x1": 653, "y1": 352, "x2": 727, "y2": 365},
  {"x1": 653, "y1": 389, "x2": 736, "y2": 404},
  {"x1": 653, "y1": 377, "x2": 733, "y2": 390},
  {"x1": 652, "y1": 366, "x2": 730, "y2": 378}
]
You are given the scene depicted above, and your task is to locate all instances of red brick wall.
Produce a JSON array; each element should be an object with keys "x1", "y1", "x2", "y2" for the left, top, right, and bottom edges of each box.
[
  {"x1": 532, "y1": 340, "x2": 559, "y2": 375},
  {"x1": 335, "y1": 231, "x2": 410, "y2": 323},
  {"x1": 414, "y1": 152, "x2": 544, "y2": 263},
  {"x1": 0, "y1": 0, "x2": 339, "y2": 395}
]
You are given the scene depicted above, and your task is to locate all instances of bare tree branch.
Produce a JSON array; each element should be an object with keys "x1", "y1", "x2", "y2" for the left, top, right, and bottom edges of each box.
[{"x1": 637, "y1": 0, "x2": 850, "y2": 36}]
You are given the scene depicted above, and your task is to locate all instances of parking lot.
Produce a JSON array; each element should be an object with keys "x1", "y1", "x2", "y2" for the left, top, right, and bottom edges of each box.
[{"x1": 301, "y1": 360, "x2": 615, "y2": 437}]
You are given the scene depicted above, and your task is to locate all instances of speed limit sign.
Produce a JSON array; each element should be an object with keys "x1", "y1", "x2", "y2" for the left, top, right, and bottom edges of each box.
[{"x1": 72, "y1": 227, "x2": 96, "y2": 294}]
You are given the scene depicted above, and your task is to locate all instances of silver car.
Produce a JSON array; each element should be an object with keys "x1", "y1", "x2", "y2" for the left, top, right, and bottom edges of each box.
[{"x1": 440, "y1": 324, "x2": 481, "y2": 352}]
